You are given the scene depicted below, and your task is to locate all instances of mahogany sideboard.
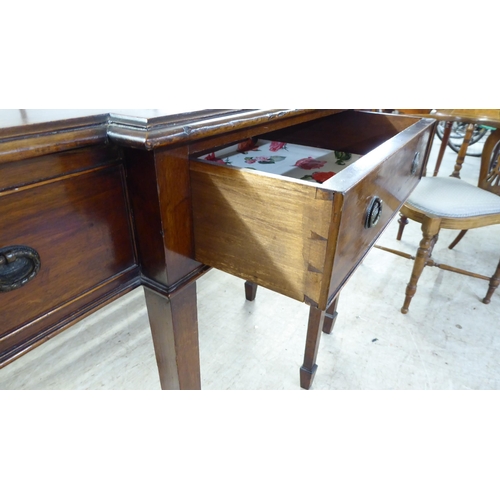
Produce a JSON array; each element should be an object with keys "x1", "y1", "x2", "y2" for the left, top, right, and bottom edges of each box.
[{"x1": 0, "y1": 109, "x2": 435, "y2": 389}]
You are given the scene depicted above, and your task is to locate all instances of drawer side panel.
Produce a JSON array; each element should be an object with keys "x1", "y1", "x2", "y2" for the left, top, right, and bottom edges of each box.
[{"x1": 190, "y1": 162, "x2": 334, "y2": 304}]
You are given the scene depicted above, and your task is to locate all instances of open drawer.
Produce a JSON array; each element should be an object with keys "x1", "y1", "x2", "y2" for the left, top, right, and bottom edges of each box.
[{"x1": 189, "y1": 110, "x2": 435, "y2": 311}]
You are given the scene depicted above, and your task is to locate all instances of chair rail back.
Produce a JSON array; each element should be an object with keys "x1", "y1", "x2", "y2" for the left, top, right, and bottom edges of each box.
[{"x1": 479, "y1": 128, "x2": 500, "y2": 195}]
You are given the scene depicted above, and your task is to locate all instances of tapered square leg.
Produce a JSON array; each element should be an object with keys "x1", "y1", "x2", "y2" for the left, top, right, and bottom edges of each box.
[
  {"x1": 244, "y1": 281, "x2": 258, "y2": 301},
  {"x1": 144, "y1": 282, "x2": 201, "y2": 390},
  {"x1": 322, "y1": 295, "x2": 339, "y2": 334},
  {"x1": 300, "y1": 305, "x2": 326, "y2": 389}
]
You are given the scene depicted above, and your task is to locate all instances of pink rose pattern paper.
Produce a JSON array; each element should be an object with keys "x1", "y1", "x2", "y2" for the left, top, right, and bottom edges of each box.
[{"x1": 202, "y1": 139, "x2": 361, "y2": 184}]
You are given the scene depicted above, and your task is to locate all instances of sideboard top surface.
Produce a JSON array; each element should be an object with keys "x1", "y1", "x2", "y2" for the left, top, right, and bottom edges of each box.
[
  {"x1": 0, "y1": 109, "x2": 232, "y2": 136},
  {"x1": 0, "y1": 109, "x2": 344, "y2": 163},
  {"x1": 0, "y1": 109, "x2": 347, "y2": 163},
  {"x1": 0, "y1": 109, "x2": 343, "y2": 139}
]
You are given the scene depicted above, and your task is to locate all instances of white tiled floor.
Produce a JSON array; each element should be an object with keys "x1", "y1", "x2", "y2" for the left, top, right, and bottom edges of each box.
[{"x1": 1, "y1": 133, "x2": 500, "y2": 390}]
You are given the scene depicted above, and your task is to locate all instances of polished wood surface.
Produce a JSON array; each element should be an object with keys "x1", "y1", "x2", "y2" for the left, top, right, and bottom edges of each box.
[
  {"x1": 326, "y1": 123, "x2": 433, "y2": 302},
  {"x1": 244, "y1": 281, "x2": 258, "y2": 302},
  {"x1": 484, "y1": 259, "x2": 500, "y2": 304},
  {"x1": 144, "y1": 283, "x2": 200, "y2": 390},
  {"x1": 300, "y1": 305, "x2": 326, "y2": 389},
  {"x1": 450, "y1": 123, "x2": 475, "y2": 178},
  {"x1": 191, "y1": 158, "x2": 335, "y2": 307},
  {"x1": 479, "y1": 128, "x2": 500, "y2": 195},
  {"x1": 261, "y1": 110, "x2": 421, "y2": 154},
  {"x1": 322, "y1": 295, "x2": 340, "y2": 334},
  {"x1": 433, "y1": 109, "x2": 500, "y2": 129},
  {"x1": 0, "y1": 108, "x2": 434, "y2": 388},
  {"x1": 153, "y1": 146, "x2": 201, "y2": 286},
  {"x1": 430, "y1": 110, "x2": 500, "y2": 177},
  {"x1": 0, "y1": 142, "x2": 138, "y2": 365},
  {"x1": 0, "y1": 144, "x2": 121, "y2": 192},
  {"x1": 0, "y1": 166, "x2": 136, "y2": 331}
]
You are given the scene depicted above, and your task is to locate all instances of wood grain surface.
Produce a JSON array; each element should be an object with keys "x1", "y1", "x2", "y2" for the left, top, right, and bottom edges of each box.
[
  {"x1": 0, "y1": 161, "x2": 137, "y2": 355},
  {"x1": 191, "y1": 161, "x2": 334, "y2": 306}
]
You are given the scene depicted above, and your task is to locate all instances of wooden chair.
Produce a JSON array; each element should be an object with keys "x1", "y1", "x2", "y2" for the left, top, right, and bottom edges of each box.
[
  {"x1": 376, "y1": 127, "x2": 500, "y2": 313},
  {"x1": 396, "y1": 120, "x2": 476, "y2": 240}
]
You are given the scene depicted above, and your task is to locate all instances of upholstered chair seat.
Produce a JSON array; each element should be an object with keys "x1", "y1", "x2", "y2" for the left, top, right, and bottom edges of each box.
[{"x1": 406, "y1": 177, "x2": 500, "y2": 218}]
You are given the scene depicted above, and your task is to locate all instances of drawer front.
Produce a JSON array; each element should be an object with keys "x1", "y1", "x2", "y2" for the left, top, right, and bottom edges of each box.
[
  {"x1": 326, "y1": 127, "x2": 432, "y2": 303},
  {"x1": 190, "y1": 112, "x2": 434, "y2": 310},
  {"x1": 0, "y1": 165, "x2": 137, "y2": 351},
  {"x1": 0, "y1": 144, "x2": 121, "y2": 193}
]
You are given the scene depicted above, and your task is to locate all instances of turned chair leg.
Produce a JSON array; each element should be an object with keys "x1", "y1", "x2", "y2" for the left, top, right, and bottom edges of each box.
[
  {"x1": 483, "y1": 258, "x2": 500, "y2": 304},
  {"x1": 396, "y1": 214, "x2": 408, "y2": 241},
  {"x1": 449, "y1": 230, "x2": 468, "y2": 250},
  {"x1": 402, "y1": 218, "x2": 441, "y2": 314},
  {"x1": 428, "y1": 233, "x2": 439, "y2": 258}
]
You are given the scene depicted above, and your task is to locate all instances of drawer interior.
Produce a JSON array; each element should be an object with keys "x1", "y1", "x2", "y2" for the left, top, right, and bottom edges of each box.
[
  {"x1": 258, "y1": 109, "x2": 422, "y2": 155},
  {"x1": 197, "y1": 138, "x2": 363, "y2": 186},
  {"x1": 191, "y1": 110, "x2": 426, "y2": 188}
]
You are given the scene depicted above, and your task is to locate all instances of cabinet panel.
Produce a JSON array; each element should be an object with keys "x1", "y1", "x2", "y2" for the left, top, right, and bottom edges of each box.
[{"x1": 0, "y1": 164, "x2": 137, "y2": 350}]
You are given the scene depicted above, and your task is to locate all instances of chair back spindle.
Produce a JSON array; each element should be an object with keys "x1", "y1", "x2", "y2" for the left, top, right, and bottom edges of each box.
[{"x1": 479, "y1": 128, "x2": 500, "y2": 195}]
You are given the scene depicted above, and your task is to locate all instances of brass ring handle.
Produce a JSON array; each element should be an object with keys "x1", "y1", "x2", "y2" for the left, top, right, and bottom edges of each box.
[
  {"x1": 365, "y1": 197, "x2": 383, "y2": 229},
  {"x1": 0, "y1": 245, "x2": 41, "y2": 292}
]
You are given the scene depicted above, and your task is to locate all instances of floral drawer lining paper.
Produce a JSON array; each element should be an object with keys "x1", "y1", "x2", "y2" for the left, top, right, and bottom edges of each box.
[{"x1": 202, "y1": 139, "x2": 362, "y2": 184}]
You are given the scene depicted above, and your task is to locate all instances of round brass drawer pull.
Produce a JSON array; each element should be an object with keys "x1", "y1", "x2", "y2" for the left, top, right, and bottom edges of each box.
[
  {"x1": 0, "y1": 245, "x2": 41, "y2": 292},
  {"x1": 365, "y1": 197, "x2": 383, "y2": 229}
]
